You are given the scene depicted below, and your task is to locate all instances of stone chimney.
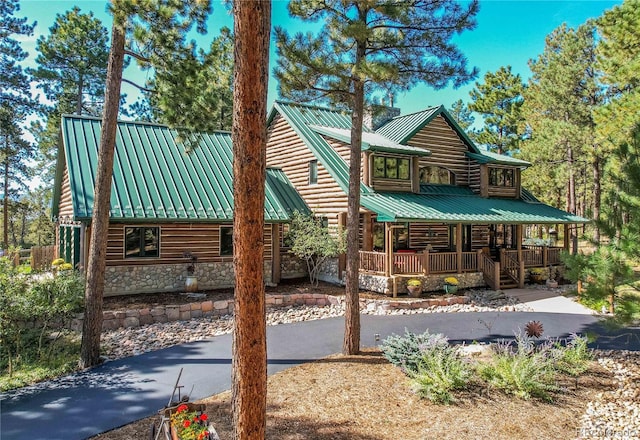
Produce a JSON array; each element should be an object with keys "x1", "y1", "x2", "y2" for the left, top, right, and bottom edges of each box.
[{"x1": 364, "y1": 93, "x2": 400, "y2": 130}]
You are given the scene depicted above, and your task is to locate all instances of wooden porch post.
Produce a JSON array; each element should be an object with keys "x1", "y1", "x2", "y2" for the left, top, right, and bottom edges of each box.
[
  {"x1": 271, "y1": 223, "x2": 281, "y2": 284},
  {"x1": 423, "y1": 249, "x2": 429, "y2": 275},
  {"x1": 516, "y1": 224, "x2": 524, "y2": 288},
  {"x1": 543, "y1": 245, "x2": 548, "y2": 267},
  {"x1": 385, "y1": 223, "x2": 392, "y2": 277},
  {"x1": 564, "y1": 224, "x2": 571, "y2": 254},
  {"x1": 456, "y1": 223, "x2": 462, "y2": 274},
  {"x1": 363, "y1": 213, "x2": 373, "y2": 251}
]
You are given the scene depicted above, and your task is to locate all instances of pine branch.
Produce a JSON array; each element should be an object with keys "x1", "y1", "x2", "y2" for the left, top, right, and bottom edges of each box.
[{"x1": 121, "y1": 78, "x2": 155, "y2": 93}]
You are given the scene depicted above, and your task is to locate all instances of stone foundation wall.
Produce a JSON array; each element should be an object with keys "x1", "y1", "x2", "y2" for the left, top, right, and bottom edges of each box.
[
  {"x1": 358, "y1": 272, "x2": 485, "y2": 295},
  {"x1": 104, "y1": 261, "x2": 272, "y2": 296},
  {"x1": 71, "y1": 293, "x2": 470, "y2": 331},
  {"x1": 317, "y1": 258, "x2": 342, "y2": 284},
  {"x1": 280, "y1": 252, "x2": 307, "y2": 279}
]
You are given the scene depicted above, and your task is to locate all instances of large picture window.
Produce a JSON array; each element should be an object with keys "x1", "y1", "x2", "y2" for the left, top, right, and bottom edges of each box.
[
  {"x1": 373, "y1": 156, "x2": 410, "y2": 180},
  {"x1": 489, "y1": 168, "x2": 515, "y2": 187},
  {"x1": 419, "y1": 166, "x2": 454, "y2": 184},
  {"x1": 125, "y1": 227, "x2": 159, "y2": 258},
  {"x1": 220, "y1": 226, "x2": 233, "y2": 256}
]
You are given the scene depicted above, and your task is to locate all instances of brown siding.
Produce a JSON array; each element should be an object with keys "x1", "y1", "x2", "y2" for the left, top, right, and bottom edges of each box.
[
  {"x1": 266, "y1": 113, "x2": 349, "y2": 228},
  {"x1": 471, "y1": 225, "x2": 490, "y2": 250},
  {"x1": 407, "y1": 115, "x2": 472, "y2": 187},
  {"x1": 105, "y1": 223, "x2": 273, "y2": 266},
  {"x1": 409, "y1": 223, "x2": 450, "y2": 250},
  {"x1": 58, "y1": 162, "x2": 74, "y2": 219}
]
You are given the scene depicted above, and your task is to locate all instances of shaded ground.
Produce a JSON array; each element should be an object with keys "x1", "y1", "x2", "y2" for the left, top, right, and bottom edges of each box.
[{"x1": 91, "y1": 349, "x2": 615, "y2": 440}]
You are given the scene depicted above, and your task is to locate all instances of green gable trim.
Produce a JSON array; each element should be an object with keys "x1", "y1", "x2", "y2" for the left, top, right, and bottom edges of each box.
[
  {"x1": 55, "y1": 115, "x2": 309, "y2": 222},
  {"x1": 376, "y1": 106, "x2": 481, "y2": 154},
  {"x1": 309, "y1": 124, "x2": 431, "y2": 157},
  {"x1": 466, "y1": 151, "x2": 531, "y2": 167},
  {"x1": 270, "y1": 101, "x2": 372, "y2": 195},
  {"x1": 361, "y1": 191, "x2": 589, "y2": 224}
]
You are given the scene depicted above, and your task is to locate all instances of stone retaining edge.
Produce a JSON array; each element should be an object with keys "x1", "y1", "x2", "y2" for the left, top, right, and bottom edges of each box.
[{"x1": 70, "y1": 294, "x2": 469, "y2": 332}]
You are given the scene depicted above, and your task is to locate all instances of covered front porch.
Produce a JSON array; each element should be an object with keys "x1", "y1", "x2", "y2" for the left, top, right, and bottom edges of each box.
[{"x1": 358, "y1": 223, "x2": 567, "y2": 293}]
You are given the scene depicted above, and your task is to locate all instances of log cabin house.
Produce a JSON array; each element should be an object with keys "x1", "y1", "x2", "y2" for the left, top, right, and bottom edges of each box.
[
  {"x1": 52, "y1": 115, "x2": 309, "y2": 295},
  {"x1": 266, "y1": 101, "x2": 589, "y2": 295}
]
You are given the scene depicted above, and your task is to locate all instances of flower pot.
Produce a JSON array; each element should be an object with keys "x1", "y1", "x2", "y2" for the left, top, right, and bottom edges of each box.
[
  {"x1": 530, "y1": 274, "x2": 545, "y2": 285},
  {"x1": 407, "y1": 285, "x2": 422, "y2": 298},
  {"x1": 444, "y1": 284, "x2": 458, "y2": 294},
  {"x1": 185, "y1": 276, "x2": 198, "y2": 292},
  {"x1": 546, "y1": 280, "x2": 558, "y2": 288}
]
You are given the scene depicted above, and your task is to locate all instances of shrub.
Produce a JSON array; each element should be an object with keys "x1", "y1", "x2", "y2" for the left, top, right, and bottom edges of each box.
[
  {"x1": 381, "y1": 329, "x2": 448, "y2": 375},
  {"x1": 410, "y1": 345, "x2": 471, "y2": 404},
  {"x1": 480, "y1": 335, "x2": 558, "y2": 401},
  {"x1": 0, "y1": 261, "x2": 84, "y2": 380},
  {"x1": 552, "y1": 334, "x2": 592, "y2": 377}
]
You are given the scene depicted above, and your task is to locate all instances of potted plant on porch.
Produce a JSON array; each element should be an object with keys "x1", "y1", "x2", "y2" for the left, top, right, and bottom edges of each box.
[
  {"x1": 443, "y1": 276, "x2": 459, "y2": 294},
  {"x1": 406, "y1": 278, "x2": 423, "y2": 297},
  {"x1": 529, "y1": 267, "x2": 545, "y2": 284}
]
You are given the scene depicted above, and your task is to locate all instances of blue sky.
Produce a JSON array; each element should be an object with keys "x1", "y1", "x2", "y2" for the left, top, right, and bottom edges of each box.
[{"x1": 17, "y1": 0, "x2": 620, "y2": 116}]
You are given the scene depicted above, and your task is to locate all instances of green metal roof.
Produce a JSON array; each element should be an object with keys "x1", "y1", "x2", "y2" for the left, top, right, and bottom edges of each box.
[
  {"x1": 53, "y1": 115, "x2": 309, "y2": 222},
  {"x1": 375, "y1": 106, "x2": 441, "y2": 143},
  {"x1": 466, "y1": 151, "x2": 531, "y2": 167},
  {"x1": 268, "y1": 101, "x2": 373, "y2": 195},
  {"x1": 361, "y1": 190, "x2": 589, "y2": 224},
  {"x1": 309, "y1": 125, "x2": 431, "y2": 157}
]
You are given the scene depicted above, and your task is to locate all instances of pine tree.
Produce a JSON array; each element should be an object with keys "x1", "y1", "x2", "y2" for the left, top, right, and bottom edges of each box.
[
  {"x1": 231, "y1": 3, "x2": 271, "y2": 437},
  {"x1": 80, "y1": 0, "x2": 212, "y2": 369},
  {"x1": 29, "y1": 7, "x2": 110, "y2": 115},
  {"x1": 133, "y1": 28, "x2": 234, "y2": 132},
  {"x1": 520, "y1": 23, "x2": 602, "y2": 247},
  {"x1": 275, "y1": 0, "x2": 478, "y2": 355},
  {"x1": 0, "y1": 0, "x2": 36, "y2": 249},
  {"x1": 448, "y1": 99, "x2": 475, "y2": 136},
  {"x1": 468, "y1": 65, "x2": 525, "y2": 154}
]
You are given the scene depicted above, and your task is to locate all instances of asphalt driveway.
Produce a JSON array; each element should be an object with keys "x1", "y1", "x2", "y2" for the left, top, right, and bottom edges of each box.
[{"x1": 1, "y1": 311, "x2": 638, "y2": 440}]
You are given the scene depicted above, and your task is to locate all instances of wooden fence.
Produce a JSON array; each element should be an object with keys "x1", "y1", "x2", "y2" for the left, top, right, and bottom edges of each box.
[{"x1": 30, "y1": 245, "x2": 57, "y2": 270}]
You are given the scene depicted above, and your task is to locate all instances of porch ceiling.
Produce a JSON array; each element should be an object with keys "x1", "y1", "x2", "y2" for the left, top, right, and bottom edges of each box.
[{"x1": 361, "y1": 191, "x2": 589, "y2": 224}]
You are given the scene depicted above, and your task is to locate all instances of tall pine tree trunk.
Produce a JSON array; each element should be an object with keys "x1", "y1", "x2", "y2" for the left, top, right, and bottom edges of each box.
[
  {"x1": 231, "y1": 1, "x2": 270, "y2": 438},
  {"x1": 79, "y1": 23, "x2": 125, "y2": 369},
  {"x1": 343, "y1": 40, "x2": 366, "y2": 356},
  {"x1": 567, "y1": 142, "x2": 578, "y2": 253},
  {"x1": 3, "y1": 151, "x2": 8, "y2": 249},
  {"x1": 592, "y1": 155, "x2": 601, "y2": 243},
  {"x1": 77, "y1": 75, "x2": 84, "y2": 115}
]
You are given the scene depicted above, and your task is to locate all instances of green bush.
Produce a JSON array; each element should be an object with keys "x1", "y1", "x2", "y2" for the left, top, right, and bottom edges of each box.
[
  {"x1": 552, "y1": 334, "x2": 592, "y2": 377},
  {"x1": 381, "y1": 329, "x2": 449, "y2": 375},
  {"x1": 410, "y1": 345, "x2": 471, "y2": 404},
  {"x1": 0, "y1": 258, "x2": 84, "y2": 382},
  {"x1": 480, "y1": 335, "x2": 558, "y2": 401}
]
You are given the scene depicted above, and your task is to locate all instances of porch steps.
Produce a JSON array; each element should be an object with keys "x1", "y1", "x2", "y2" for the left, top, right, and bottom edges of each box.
[{"x1": 499, "y1": 272, "x2": 518, "y2": 290}]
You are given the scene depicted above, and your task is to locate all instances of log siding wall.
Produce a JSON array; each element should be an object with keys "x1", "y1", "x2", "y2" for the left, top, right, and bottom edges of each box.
[
  {"x1": 58, "y1": 165, "x2": 74, "y2": 218},
  {"x1": 406, "y1": 115, "x2": 472, "y2": 187},
  {"x1": 266, "y1": 113, "x2": 349, "y2": 228},
  {"x1": 104, "y1": 223, "x2": 273, "y2": 266}
]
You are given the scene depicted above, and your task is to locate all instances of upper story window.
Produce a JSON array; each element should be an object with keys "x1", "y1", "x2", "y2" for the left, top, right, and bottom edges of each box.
[
  {"x1": 373, "y1": 156, "x2": 410, "y2": 180},
  {"x1": 419, "y1": 166, "x2": 455, "y2": 185},
  {"x1": 489, "y1": 168, "x2": 514, "y2": 187},
  {"x1": 125, "y1": 226, "x2": 159, "y2": 258},
  {"x1": 309, "y1": 160, "x2": 318, "y2": 185}
]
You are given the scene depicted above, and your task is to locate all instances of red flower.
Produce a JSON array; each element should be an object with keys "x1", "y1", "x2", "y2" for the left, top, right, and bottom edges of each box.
[
  {"x1": 183, "y1": 420, "x2": 191, "y2": 428},
  {"x1": 200, "y1": 414, "x2": 208, "y2": 422},
  {"x1": 198, "y1": 433, "x2": 205, "y2": 440},
  {"x1": 176, "y1": 404, "x2": 189, "y2": 413}
]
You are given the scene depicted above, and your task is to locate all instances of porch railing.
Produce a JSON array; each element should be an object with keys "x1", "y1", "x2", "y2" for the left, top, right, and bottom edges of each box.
[
  {"x1": 359, "y1": 250, "x2": 386, "y2": 275},
  {"x1": 478, "y1": 252, "x2": 499, "y2": 290},
  {"x1": 502, "y1": 251, "x2": 520, "y2": 285},
  {"x1": 357, "y1": 246, "x2": 564, "y2": 280}
]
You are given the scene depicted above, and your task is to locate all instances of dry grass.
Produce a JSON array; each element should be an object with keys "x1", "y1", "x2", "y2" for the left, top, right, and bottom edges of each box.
[{"x1": 91, "y1": 349, "x2": 615, "y2": 440}]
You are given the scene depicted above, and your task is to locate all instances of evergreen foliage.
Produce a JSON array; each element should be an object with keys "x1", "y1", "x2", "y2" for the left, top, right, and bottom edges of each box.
[
  {"x1": 275, "y1": 0, "x2": 479, "y2": 355},
  {"x1": 381, "y1": 329, "x2": 449, "y2": 375},
  {"x1": 448, "y1": 99, "x2": 475, "y2": 136},
  {"x1": 0, "y1": 0, "x2": 37, "y2": 249},
  {"x1": 520, "y1": 23, "x2": 601, "y2": 227},
  {"x1": 468, "y1": 66, "x2": 525, "y2": 154}
]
